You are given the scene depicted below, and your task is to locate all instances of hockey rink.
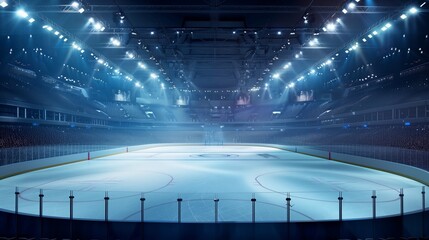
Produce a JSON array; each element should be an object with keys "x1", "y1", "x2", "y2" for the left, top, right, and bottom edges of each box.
[{"x1": 0, "y1": 145, "x2": 426, "y2": 222}]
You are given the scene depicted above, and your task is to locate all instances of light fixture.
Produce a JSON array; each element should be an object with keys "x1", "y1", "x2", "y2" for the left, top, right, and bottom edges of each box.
[
  {"x1": 400, "y1": 14, "x2": 407, "y2": 19},
  {"x1": 368, "y1": 34, "x2": 373, "y2": 38},
  {"x1": 326, "y1": 23, "x2": 336, "y2": 31},
  {"x1": 288, "y1": 82, "x2": 295, "y2": 88},
  {"x1": 93, "y1": 22, "x2": 105, "y2": 32},
  {"x1": 43, "y1": 25, "x2": 54, "y2": 31},
  {"x1": 150, "y1": 31, "x2": 155, "y2": 35},
  {"x1": 78, "y1": 7, "x2": 85, "y2": 13},
  {"x1": 348, "y1": 2, "x2": 356, "y2": 9},
  {"x1": 273, "y1": 73, "x2": 280, "y2": 79},
  {"x1": 28, "y1": 18, "x2": 35, "y2": 23},
  {"x1": 126, "y1": 51, "x2": 135, "y2": 59},
  {"x1": 150, "y1": 73, "x2": 158, "y2": 79},
  {"x1": 409, "y1": 7, "x2": 418, "y2": 14},
  {"x1": 138, "y1": 62, "x2": 147, "y2": 69},
  {"x1": 309, "y1": 69, "x2": 316, "y2": 74},
  {"x1": 135, "y1": 82, "x2": 141, "y2": 88},
  {"x1": 0, "y1": 1, "x2": 8, "y2": 8},
  {"x1": 372, "y1": 31, "x2": 378, "y2": 35},
  {"x1": 277, "y1": 31, "x2": 282, "y2": 35},
  {"x1": 362, "y1": 38, "x2": 367, "y2": 42},
  {"x1": 97, "y1": 59, "x2": 104, "y2": 64},
  {"x1": 16, "y1": 9, "x2": 29, "y2": 19},
  {"x1": 342, "y1": 8, "x2": 348, "y2": 14},
  {"x1": 110, "y1": 37, "x2": 121, "y2": 46},
  {"x1": 71, "y1": 1, "x2": 80, "y2": 9}
]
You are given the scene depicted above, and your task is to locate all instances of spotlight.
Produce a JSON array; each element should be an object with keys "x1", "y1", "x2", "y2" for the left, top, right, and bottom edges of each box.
[
  {"x1": 16, "y1": 9, "x2": 29, "y2": 19},
  {"x1": 138, "y1": 62, "x2": 147, "y2": 69},
  {"x1": 93, "y1": 22, "x2": 105, "y2": 32},
  {"x1": 126, "y1": 51, "x2": 135, "y2": 59},
  {"x1": 277, "y1": 31, "x2": 282, "y2": 35},
  {"x1": 362, "y1": 38, "x2": 367, "y2": 42},
  {"x1": 326, "y1": 23, "x2": 336, "y2": 31},
  {"x1": 325, "y1": 59, "x2": 332, "y2": 65},
  {"x1": 71, "y1": 1, "x2": 80, "y2": 9},
  {"x1": 368, "y1": 34, "x2": 373, "y2": 38},
  {"x1": 348, "y1": 2, "x2": 356, "y2": 9},
  {"x1": 288, "y1": 82, "x2": 295, "y2": 88},
  {"x1": 78, "y1": 7, "x2": 85, "y2": 13},
  {"x1": 342, "y1": 8, "x2": 348, "y2": 14},
  {"x1": 97, "y1": 59, "x2": 105, "y2": 64},
  {"x1": 400, "y1": 14, "x2": 407, "y2": 19},
  {"x1": 135, "y1": 82, "x2": 141, "y2": 88},
  {"x1": 63, "y1": 38, "x2": 68, "y2": 42},
  {"x1": 28, "y1": 18, "x2": 35, "y2": 23},
  {"x1": 295, "y1": 54, "x2": 299, "y2": 59},
  {"x1": 54, "y1": 31, "x2": 60, "y2": 36},
  {"x1": 150, "y1": 73, "x2": 158, "y2": 79},
  {"x1": 372, "y1": 31, "x2": 378, "y2": 35},
  {"x1": 273, "y1": 73, "x2": 280, "y2": 79},
  {"x1": 110, "y1": 37, "x2": 121, "y2": 47},
  {"x1": 408, "y1": 7, "x2": 418, "y2": 14},
  {"x1": 43, "y1": 25, "x2": 54, "y2": 31},
  {"x1": 0, "y1": 1, "x2": 8, "y2": 8},
  {"x1": 309, "y1": 69, "x2": 316, "y2": 74},
  {"x1": 150, "y1": 31, "x2": 155, "y2": 35}
]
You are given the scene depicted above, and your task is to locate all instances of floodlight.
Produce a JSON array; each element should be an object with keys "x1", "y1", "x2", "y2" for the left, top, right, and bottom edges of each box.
[
  {"x1": 409, "y1": 7, "x2": 417, "y2": 14},
  {"x1": 16, "y1": 9, "x2": 29, "y2": 18},
  {"x1": 0, "y1": 1, "x2": 8, "y2": 8}
]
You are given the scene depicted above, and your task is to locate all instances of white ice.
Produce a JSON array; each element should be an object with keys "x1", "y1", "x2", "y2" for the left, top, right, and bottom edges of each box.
[{"x1": 0, "y1": 145, "x2": 426, "y2": 223}]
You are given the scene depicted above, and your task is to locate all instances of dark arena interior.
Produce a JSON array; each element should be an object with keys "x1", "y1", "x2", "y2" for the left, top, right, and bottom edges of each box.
[{"x1": 0, "y1": 0, "x2": 429, "y2": 239}]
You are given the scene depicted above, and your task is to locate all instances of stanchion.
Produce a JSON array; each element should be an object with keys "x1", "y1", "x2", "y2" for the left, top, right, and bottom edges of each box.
[
  {"x1": 69, "y1": 191, "x2": 74, "y2": 240},
  {"x1": 140, "y1": 194, "x2": 146, "y2": 222},
  {"x1": 177, "y1": 196, "x2": 183, "y2": 223},
  {"x1": 338, "y1": 192, "x2": 343, "y2": 221},
  {"x1": 104, "y1": 191, "x2": 109, "y2": 222},
  {"x1": 39, "y1": 189, "x2": 44, "y2": 238},
  {"x1": 399, "y1": 188, "x2": 404, "y2": 216},
  {"x1": 214, "y1": 197, "x2": 219, "y2": 223},
  {"x1": 422, "y1": 186, "x2": 426, "y2": 238},
  {"x1": 251, "y1": 193, "x2": 256, "y2": 223},
  {"x1": 286, "y1": 193, "x2": 291, "y2": 223},
  {"x1": 371, "y1": 190, "x2": 377, "y2": 219},
  {"x1": 15, "y1": 187, "x2": 20, "y2": 238}
]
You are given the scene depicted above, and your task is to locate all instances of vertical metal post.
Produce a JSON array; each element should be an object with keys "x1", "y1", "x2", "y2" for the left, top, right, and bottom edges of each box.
[
  {"x1": 69, "y1": 191, "x2": 74, "y2": 240},
  {"x1": 69, "y1": 191, "x2": 74, "y2": 220},
  {"x1": 338, "y1": 192, "x2": 343, "y2": 221},
  {"x1": 422, "y1": 186, "x2": 426, "y2": 212},
  {"x1": 140, "y1": 194, "x2": 146, "y2": 223},
  {"x1": 399, "y1": 188, "x2": 404, "y2": 216},
  {"x1": 39, "y1": 189, "x2": 44, "y2": 217},
  {"x1": 177, "y1": 196, "x2": 183, "y2": 223},
  {"x1": 214, "y1": 197, "x2": 219, "y2": 223},
  {"x1": 15, "y1": 187, "x2": 19, "y2": 215},
  {"x1": 286, "y1": 193, "x2": 291, "y2": 223},
  {"x1": 251, "y1": 193, "x2": 256, "y2": 223},
  {"x1": 372, "y1": 190, "x2": 377, "y2": 219},
  {"x1": 104, "y1": 192, "x2": 109, "y2": 222}
]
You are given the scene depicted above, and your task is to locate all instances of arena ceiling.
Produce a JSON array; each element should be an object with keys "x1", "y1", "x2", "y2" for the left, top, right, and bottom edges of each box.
[{"x1": 2, "y1": 0, "x2": 417, "y2": 93}]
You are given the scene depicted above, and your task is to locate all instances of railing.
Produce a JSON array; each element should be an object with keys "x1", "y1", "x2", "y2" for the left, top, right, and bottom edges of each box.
[
  {"x1": 0, "y1": 185, "x2": 426, "y2": 223},
  {"x1": 0, "y1": 145, "x2": 123, "y2": 166},
  {"x1": 306, "y1": 145, "x2": 429, "y2": 171}
]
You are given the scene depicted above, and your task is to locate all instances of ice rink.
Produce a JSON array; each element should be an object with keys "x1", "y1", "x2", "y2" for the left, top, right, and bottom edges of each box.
[{"x1": 0, "y1": 145, "x2": 426, "y2": 222}]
